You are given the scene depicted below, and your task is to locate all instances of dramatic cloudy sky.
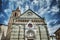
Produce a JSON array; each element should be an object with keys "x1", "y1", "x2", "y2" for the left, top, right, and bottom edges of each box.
[{"x1": 0, "y1": 0, "x2": 60, "y2": 35}]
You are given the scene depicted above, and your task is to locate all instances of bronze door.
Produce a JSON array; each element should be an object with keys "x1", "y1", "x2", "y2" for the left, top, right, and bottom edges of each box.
[{"x1": 28, "y1": 39, "x2": 33, "y2": 40}]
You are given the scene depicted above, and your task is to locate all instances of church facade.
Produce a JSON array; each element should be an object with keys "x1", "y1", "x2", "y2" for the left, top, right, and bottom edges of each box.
[{"x1": 5, "y1": 8, "x2": 50, "y2": 40}]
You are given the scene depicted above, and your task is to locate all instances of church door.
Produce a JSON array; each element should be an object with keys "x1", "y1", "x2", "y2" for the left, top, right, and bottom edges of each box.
[{"x1": 28, "y1": 39, "x2": 33, "y2": 40}]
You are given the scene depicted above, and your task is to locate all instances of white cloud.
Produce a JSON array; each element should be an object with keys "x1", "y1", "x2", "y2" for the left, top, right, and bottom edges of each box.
[
  {"x1": 0, "y1": 13, "x2": 4, "y2": 18},
  {"x1": 19, "y1": 6, "x2": 21, "y2": 10},
  {"x1": 47, "y1": 19, "x2": 57, "y2": 25},
  {"x1": 4, "y1": 9, "x2": 11, "y2": 13},
  {"x1": 46, "y1": 0, "x2": 52, "y2": 6},
  {"x1": 46, "y1": 19, "x2": 58, "y2": 35},
  {"x1": 9, "y1": 0, "x2": 17, "y2": 2},
  {"x1": 16, "y1": 1, "x2": 23, "y2": 7},
  {"x1": 25, "y1": 4, "x2": 29, "y2": 10},
  {"x1": 4, "y1": 9, "x2": 12, "y2": 17},
  {"x1": 38, "y1": 7, "x2": 49, "y2": 16},
  {"x1": 51, "y1": 6, "x2": 59, "y2": 12},
  {"x1": 21, "y1": 8, "x2": 25, "y2": 13},
  {"x1": 33, "y1": 0, "x2": 39, "y2": 4},
  {"x1": 51, "y1": 6, "x2": 59, "y2": 13},
  {"x1": 48, "y1": 24, "x2": 60, "y2": 35},
  {"x1": 4, "y1": 20, "x2": 8, "y2": 25}
]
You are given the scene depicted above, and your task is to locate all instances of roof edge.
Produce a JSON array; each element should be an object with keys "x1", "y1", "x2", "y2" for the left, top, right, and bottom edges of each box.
[{"x1": 20, "y1": 9, "x2": 44, "y2": 20}]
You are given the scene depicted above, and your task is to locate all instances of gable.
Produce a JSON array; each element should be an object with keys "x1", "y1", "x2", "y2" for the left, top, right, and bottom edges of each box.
[{"x1": 19, "y1": 9, "x2": 42, "y2": 19}]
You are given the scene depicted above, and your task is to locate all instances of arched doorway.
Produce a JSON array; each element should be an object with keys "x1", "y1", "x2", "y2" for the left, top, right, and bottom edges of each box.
[
  {"x1": 25, "y1": 30, "x2": 35, "y2": 40},
  {"x1": 27, "y1": 39, "x2": 34, "y2": 40}
]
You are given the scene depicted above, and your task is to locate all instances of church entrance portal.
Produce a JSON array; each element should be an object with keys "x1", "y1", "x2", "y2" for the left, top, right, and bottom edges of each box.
[{"x1": 28, "y1": 39, "x2": 34, "y2": 40}]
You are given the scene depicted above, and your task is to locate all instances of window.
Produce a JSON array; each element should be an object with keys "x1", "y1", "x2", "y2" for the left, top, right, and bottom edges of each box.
[
  {"x1": 15, "y1": 13, "x2": 17, "y2": 16},
  {"x1": 28, "y1": 12, "x2": 33, "y2": 15},
  {"x1": 26, "y1": 30, "x2": 35, "y2": 38},
  {"x1": 28, "y1": 23, "x2": 32, "y2": 27},
  {"x1": 14, "y1": 12, "x2": 17, "y2": 17}
]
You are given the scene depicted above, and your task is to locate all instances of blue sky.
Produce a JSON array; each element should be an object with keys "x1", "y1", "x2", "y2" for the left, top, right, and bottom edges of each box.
[{"x1": 0, "y1": 0, "x2": 60, "y2": 35}]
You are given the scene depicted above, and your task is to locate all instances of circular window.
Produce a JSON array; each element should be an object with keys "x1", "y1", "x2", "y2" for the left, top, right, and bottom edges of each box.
[
  {"x1": 28, "y1": 12, "x2": 33, "y2": 15},
  {"x1": 28, "y1": 23, "x2": 32, "y2": 27},
  {"x1": 27, "y1": 30, "x2": 35, "y2": 37}
]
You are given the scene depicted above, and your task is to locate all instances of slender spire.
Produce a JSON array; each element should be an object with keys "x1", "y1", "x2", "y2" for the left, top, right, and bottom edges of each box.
[
  {"x1": 16, "y1": 7, "x2": 19, "y2": 10},
  {"x1": 16, "y1": 7, "x2": 20, "y2": 11}
]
